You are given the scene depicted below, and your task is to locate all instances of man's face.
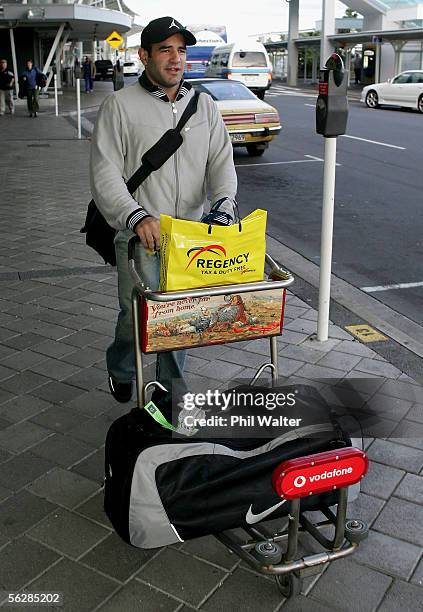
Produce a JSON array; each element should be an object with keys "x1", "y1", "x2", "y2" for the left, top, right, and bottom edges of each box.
[
  {"x1": 0, "y1": 60, "x2": 7, "y2": 71},
  {"x1": 27, "y1": 61, "x2": 33, "y2": 70},
  {"x1": 139, "y1": 33, "x2": 186, "y2": 91}
]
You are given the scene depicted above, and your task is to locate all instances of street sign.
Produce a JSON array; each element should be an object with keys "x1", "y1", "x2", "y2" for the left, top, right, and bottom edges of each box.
[
  {"x1": 372, "y1": 36, "x2": 382, "y2": 44},
  {"x1": 106, "y1": 31, "x2": 124, "y2": 49}
]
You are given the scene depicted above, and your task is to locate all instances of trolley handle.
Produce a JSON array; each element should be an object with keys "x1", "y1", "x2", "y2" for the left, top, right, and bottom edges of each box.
[{"x1": 127, "y1": 235, "x2": 294, "y2": 301}]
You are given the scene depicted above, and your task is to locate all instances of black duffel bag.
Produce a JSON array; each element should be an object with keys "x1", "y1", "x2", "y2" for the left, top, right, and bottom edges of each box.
[{"x1": 104, "y1": 385, "x2": 352, "y2": 549}]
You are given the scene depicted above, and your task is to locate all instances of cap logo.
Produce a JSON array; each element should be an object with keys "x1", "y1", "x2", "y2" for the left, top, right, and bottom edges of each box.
[{"x1": 169, "y1": 19, "x2": 178, "y2": 29}]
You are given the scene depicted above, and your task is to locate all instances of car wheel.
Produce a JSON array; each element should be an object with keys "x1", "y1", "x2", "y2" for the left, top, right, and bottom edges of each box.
[
  {"x1": 418, "y1": 95, "x2": 423, "y2": 114},
  {"x1": 365, "y1": 90, "x2": 379, "y2": 109},
  {"x1": 246, "y1": 144, "x2": 266, "y2": 157}
]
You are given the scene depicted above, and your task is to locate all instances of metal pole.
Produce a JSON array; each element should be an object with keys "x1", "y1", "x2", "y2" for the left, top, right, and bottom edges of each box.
[
  {"x1": 317, "y1": 136, "x2": 337, "y2": 341},
  {"x1": 54, "y1": 74, "x2": 58, "y2": 116},
  {"x1": 375, "y1": 43, "x2": 381, "y2": 84},
  {"x1": 9, "y1": 28, "x2": 19, "y2": 100},
  {"x1": 76, "y1": 78, "x2": 81, "y2": 139},
  {"x1": 270, "y1": 336, "x2": 278, "y2": 384}
]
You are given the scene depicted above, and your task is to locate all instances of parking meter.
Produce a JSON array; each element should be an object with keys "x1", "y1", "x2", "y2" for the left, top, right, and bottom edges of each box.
[
  {"x1": 316, "y1": 54, "x2": 348, "y2": 343},
  {"x1": 316, "y1": 53, "x2": 348, "y2": 137}
]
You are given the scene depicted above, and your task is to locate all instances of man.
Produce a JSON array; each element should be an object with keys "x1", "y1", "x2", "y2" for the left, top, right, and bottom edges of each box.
[
  {"x1": 90, "y1": 17, "x2": 237, "y2": 406},
  {"x1": 82, "y1": 57, "x2": 95, "y2": 93},
  {"x1": 0, "y1": 59, "x2": 15, "y2": 116},
  {"x1": 353, "y1": 53, "x2": 362, "y2": 85},
  {"x1": 20, "y1": 59, "x2": 42, "y2": 117}
]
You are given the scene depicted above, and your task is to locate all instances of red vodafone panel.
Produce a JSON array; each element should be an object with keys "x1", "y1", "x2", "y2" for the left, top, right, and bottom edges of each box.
[{"x1": 272, "y1": 447, "x2": 368, "y2": 500}]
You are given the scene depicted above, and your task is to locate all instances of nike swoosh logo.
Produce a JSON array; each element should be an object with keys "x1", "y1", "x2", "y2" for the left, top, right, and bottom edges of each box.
[{"x1": 245, "y1": 499, "x2": 286, "y2": 525}]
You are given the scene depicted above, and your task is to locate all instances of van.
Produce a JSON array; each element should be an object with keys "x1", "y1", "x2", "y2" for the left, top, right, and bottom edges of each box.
[{"x1": 205, "y1": 41, "x2": 272, "y2": 99}]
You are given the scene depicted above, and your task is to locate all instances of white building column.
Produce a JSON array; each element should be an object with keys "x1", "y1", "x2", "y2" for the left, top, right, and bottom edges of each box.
[
  {"x1": 55, "y1": 46, "x2": 62, "y2": 89},
  {"x1": 344, "y1": 46, "x2": 353, "y2": 86},
  {"x1": 320, "y1": 0, "x2": 335, "y2": 68},
  {"x1": 311, "y1": 47, "x2": 319, "y2": 83},
  {"x1": 391, "y1": 41, "x2": 405, "y2": 75},
  {"x1": 9, "y1": 28, "x2": 19, "y2": 99},
  {"x1": 287, "y1": 0, "x2": 299, "y2": 86}
]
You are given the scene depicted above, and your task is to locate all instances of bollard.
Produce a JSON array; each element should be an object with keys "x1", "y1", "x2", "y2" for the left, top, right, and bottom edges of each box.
[
  {"x1": 76, "y1": 77, "x2": 81, "y2": 139},
  {"x1": 54, "y1": 74, "x2": 58, "y2": 116}
]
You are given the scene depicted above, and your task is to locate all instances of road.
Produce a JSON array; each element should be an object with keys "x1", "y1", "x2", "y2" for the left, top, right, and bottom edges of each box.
[
  {"x1": 80, "y1": 79, "x2": 423, "y2": 326},
  {"x1": 234, "y1": 85, "x2": 423, "y2": 326}
]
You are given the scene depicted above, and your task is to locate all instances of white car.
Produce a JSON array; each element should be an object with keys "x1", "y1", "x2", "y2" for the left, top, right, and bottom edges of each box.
[
  {"x1": 361, "y1": 70, "x2": 423, "y2": 113},
  {"x1": 123, "y1": 61, "x2": 139, "y2": 76}
]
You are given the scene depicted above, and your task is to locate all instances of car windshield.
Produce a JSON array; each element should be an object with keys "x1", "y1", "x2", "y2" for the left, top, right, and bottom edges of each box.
[
  {"x1": 232, "y1": 52, "x2": 267, "y2": 67},
  {"x1": 191, "y1": 80, "x2": 257, "y2": 101}
]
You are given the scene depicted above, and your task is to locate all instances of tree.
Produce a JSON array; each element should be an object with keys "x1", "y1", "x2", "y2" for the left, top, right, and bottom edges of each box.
[{"x1": 344, "y1": 8, "x2": 358, "y2": 18}]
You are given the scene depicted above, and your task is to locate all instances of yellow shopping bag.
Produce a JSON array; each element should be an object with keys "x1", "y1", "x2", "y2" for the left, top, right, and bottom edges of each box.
[{"x1": 160, "y1": 209, "x2": 267, "y2": 291}]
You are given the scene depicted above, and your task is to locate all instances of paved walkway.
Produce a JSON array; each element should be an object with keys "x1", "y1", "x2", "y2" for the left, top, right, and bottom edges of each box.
[{"x1": 0, "y1": 91, "x2": 422, "y2": 612}]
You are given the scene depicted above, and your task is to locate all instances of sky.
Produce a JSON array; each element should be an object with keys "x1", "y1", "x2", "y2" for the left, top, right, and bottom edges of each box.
[{"x1": 123, "y1": 0, "x2": 349, "y2": 46}]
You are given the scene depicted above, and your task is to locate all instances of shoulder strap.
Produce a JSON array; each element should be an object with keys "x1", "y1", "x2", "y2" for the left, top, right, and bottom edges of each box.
[
  {"x1": 126, "y1": 91, "x2": 200, "y2": 195},
  {"x1": 175, "y1": 90, "x2": 200, "y2": 132}
]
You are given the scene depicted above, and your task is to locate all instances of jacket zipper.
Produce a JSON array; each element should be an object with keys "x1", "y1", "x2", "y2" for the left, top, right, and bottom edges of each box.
[{"x1": 171, "y1": 101, "x2": 179, "y2": 217}]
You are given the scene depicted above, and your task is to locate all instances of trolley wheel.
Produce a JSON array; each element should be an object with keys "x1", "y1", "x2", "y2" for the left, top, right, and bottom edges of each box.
[
  {"x1": 254, "y1": 541, "x2": 283, "y2": 565},
  {"x1": 275, "y1": 573, "x2": 302, "y2": 598},
  {"x1": 345, "y1": 519, "x2": 368, "y2": 543}
]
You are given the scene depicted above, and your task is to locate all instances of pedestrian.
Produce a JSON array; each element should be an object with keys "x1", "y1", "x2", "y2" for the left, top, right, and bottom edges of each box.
[
  {"x1": 82, "y1": 56, "x2": 95, "y2": 93},
  {"x1": 90, "y1": 16, "x2": 237, "y2": 409},
  {"x1": 0, "y1": 59, "x2": 15, "y2": 115},
  {"x1": 353, "y1": 53, "x2": 362, "y2": 85},
  {"x1": 20, "y1": 59, "x2": 44, "y2": 117},
  {"x1": 112, "y1": 59, "x2": 125, "y2": 91}
]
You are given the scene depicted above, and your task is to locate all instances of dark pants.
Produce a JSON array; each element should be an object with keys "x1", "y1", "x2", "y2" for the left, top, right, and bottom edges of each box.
[
  {"x1": 26, "y1": 88, "x2": 39, "y2": 113},
  {"x1": 354, "y1": 68, "x2": 361, "y2": 84},
  {"x1": 84, "y1": 76, "x2": 93, "y2": 92}
]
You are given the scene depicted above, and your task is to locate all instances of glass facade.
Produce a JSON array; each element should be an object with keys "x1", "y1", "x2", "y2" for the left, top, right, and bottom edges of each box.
[{"x1": 400, "y1": 41, "x2": 423, "y2": 70}]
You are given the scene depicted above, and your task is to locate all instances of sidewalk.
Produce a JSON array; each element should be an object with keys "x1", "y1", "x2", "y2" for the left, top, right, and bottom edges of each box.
[{"x1": 0, "y1": 103, "x2": 422, "y2": 612}]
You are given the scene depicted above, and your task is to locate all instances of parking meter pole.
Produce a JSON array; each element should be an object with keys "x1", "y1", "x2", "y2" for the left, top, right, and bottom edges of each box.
[
  {"x1": 54, "y1": 74, "x2": 58, "y2": 116},
  {"x1": 317, "y1": 137, "x2": 337, "y2": 341},
  {"x1": 315, "y1": 53, "x2": 348, "y2": 342},
  {"x1": 76, "y1": 78, "x2": 81, "y2": 139}
]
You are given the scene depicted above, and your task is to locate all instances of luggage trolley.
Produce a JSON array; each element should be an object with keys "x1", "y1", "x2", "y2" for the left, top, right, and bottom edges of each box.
[{"x1": 128, "y1": 236, "x2": 369, "y2": 599}]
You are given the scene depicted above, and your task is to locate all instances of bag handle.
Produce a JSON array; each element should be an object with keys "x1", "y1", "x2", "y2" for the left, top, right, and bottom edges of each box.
[{"x1": 207, "y1": 199, "x2": 242, "y2": 234}]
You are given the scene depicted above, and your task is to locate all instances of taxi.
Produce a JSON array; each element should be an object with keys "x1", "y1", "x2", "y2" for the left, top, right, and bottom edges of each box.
[{"x1": 187, "y1": 78, "x2": 281, "y2": 156}]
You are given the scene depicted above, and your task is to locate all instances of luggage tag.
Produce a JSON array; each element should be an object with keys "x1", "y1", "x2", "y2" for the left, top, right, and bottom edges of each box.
[{"x1": 143, "y1": 400, "x2": 203, "y2": 437}]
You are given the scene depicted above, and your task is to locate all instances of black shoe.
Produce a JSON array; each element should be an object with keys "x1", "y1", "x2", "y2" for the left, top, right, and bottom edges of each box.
[
  {"x1": 33, "y1": 112, "x2": 37, "y2": 117},
  {"x1": 108, "y1": 374, "x2": 133, "y2": 403}
]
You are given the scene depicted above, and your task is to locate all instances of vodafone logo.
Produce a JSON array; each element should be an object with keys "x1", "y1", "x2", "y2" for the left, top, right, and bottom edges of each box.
[
  {"x1": 272, "y1": 448, "x2": 369, "y2": 501},
  {"x1": 293, "y1": 475, "x2": 306, "y2": 488}
]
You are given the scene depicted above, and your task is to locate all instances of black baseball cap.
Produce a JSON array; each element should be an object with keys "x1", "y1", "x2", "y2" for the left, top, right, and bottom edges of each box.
[{"x1": 141, "y1": 17, "x2": 197, "y2": 48}]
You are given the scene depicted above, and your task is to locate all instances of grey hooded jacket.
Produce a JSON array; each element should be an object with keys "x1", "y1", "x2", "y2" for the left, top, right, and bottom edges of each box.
[{"x1": 90, "y1": 79, "x2": 237, "y2": 231}]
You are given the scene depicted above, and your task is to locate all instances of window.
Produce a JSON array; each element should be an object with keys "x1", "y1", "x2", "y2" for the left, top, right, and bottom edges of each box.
[
  {"x1": 232, "y1": 52, "x2": 267, "y2": 68},
  {"x1": 411, "y1": 72, "x2": 423, "y2": 83},
  {"x1": 393, "y1": 73, "x2": 412, "y2": 84},
  {"x1": 191, "y1": 80, "x2": 257, "y2": 101}
]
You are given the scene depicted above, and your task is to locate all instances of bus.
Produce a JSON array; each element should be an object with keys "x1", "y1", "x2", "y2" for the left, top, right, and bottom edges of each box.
[{"x1": 184, "y1": 29, "x2": 226, "y2": 79}]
